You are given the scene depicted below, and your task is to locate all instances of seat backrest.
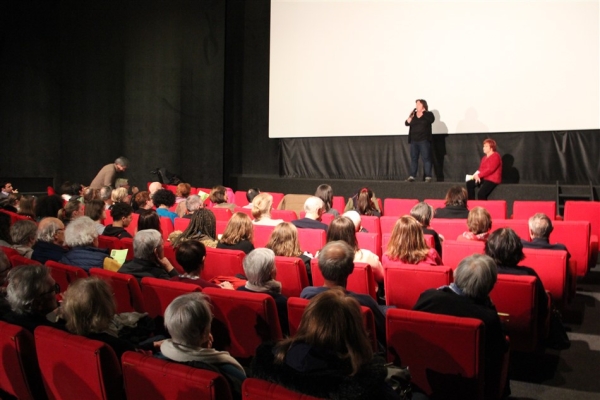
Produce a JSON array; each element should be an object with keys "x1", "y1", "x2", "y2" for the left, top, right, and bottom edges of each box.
[
  {"x1": 490, "y1": 274, "x2": 540, "y2": 352},
  {"x1": 430, "y1": 218, "x2": 468, "y2": 242},
  {"x1": 379, "y1": 216, "x2": 397, "y2": 234},
  {"x1": 266, "y1": 192, "x2": 285, "y2": 209},
  {"x1": 356, "y1": 231, "x2": 381, "y2": 258},
  {"x1": 332, "y1": 196, "x2": 345, "y2": 215},
  {"x1": 141, "y1": 277, "x2": 202, "y2": 318},
  {"x1": 0, "y1": 321, "x2": 46, "y2": 400},
  {"x1": 89, "y1": 268, "x2": 145, "y2": 313},
  {"x1": 551, "y1": 220, "x2": 591, "y2": 277},
  {"x1": 35, "y1": 326, "x2": 125, "y2": 400},
  {"x1": 521, "y1": 248, "x2": 568, "y2": 306},
  {"x1": 299, "y1": 212, "x2": 334, "y2": 225},
  {"x1": 45, "y1": 260, "x2": 88, "y2": 292},
  {"x1": 564, "y1": 200, "x2": 600, "y2": 240},
  {"x1": 512, "y1": 200, "x2": 557, "y2": 220},
  {"x1": 242, "y1": 378, "x2": 323, "y2": 400},
  {"x1": 492, "y1": 219, "x2": 530, "y2": 240},
  {"x1": 310, "y1": 259, "x2": 376, "y2": 300},
  {"x1": 297, "y1": 228, "x2": 326, "y2": 256},
  {"x1": 234, "y1": 207, "x2": 253, "y2": 218},
  {"x1": 382, "y1": 198, "x2": 419, "y2": 218},
  {"x1": 383, "y1": 261, "x2": 452, "y2": 309},
  {"x1": 9, "y1": 254, "x2": 41, "y2": 267},
  {"x1": 0, "y1": 209, "x2": 31, "y2": 225},
  {"x1": 119, "y1": 237, "x2": 135, "y2": 261},
  {"x1": 386, "y1": 308, "x2": 485, "y2": 398},
  {"x1": 234, "y1": 190, "x2": 248, "y2": 207},
  {"x1": 441, "y1": 240, "x2": 485, "y2": 269},
  {"x1": 359, "y1": 215, "x2": 381, "y2": 234},
  {"x1": 174, "y1": 217, "x2": 191, "y2": 232},
  {"x1": 271, "y1": 209, "x2": 298, "y2": 222},
  {"x1": 163, "y1": 242, "x2": 184, "y2": 274},
  {"x1": 125, "y1": 213, "x2": 139, "y2": 237},
  {"x1": 202, "y1": 288, "x2": 282, "y2": 360},
  {"x1": 202, "y1": 248, "x2": 245, "y2": 280},
  {"x1": 253, "y1": 224, "x2": 276, "y2": 248},
  {"x1": 97, "y1": 235, "x2": 122, "y2": 251},
  {"x1": 159, "y1": 217, "x2": 174, "y2": 241},
  {"x1": 121, "y1": 351, "x2": 232, "y2": 400},
  {"x1": 209, "y1": 207, "x2": 233, "y2": 222},
  {"x1": 468, "y1": 200, "x2": 507, "y2": 219},
  {"x1": 274, "y1": 256, "x2": 310, "y2": 298},
  {"x1": 423, "y1": 234, "x2": 435, "y2": 249}
]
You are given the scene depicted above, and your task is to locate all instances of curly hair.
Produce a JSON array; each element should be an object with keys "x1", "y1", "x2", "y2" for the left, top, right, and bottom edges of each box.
[
  {"x1": 152, "y1": 189, "x2": 176, "y2": 208},
  {"x1": 171, "y1": 208, "x2": 216, "y2": 247}
]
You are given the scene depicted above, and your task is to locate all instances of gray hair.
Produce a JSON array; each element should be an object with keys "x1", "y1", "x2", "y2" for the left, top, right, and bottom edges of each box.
[
  {"x1": 304, "y1": 196, "x2": 324, "y2": 214},
  {"x1": 64, "y1": 216, "x2": 98, "y2": 247},
  {"x1": 318, "y1": 241, "x2": 354, "y2": 286},
  {"x1": 528, "y1": 213, "x2": 553, "y2": 239},
  {"x1": 410, "y1": 202, "x2": 434, "y2": 227},
  {"x1": 164, "y1": 292, "x2": 212, "y2": 346},
  {"x1": 343, "y1": 210, "x2": 362, "y2": 231},
  {"x1": 243, "y1": 248, "x2": 276, "y2": 286},
  {"x1": 99, "y1": 186, "x2": 113, "y2": 201},
  {"x1": 454, "y1": 254, "x2": 497, "y2": 300},
  {"x1": 133, "y1": 229, "x2": 163, "y2": 260},
  {"x1": 6, "y1": 265, "x2": 52, "y2": 314},
  {"x1": 115, "y1": 156, "x2": 129, "y2": 168},
  {"x1": 185, "y1": 195, "x2": 202, "y2": 212},
  {"x1": 37, "y1": 217, "x2": 64, "y2": 242},
  {"x1": 10, "y1": 220, "x2": 38, "y2": 246}
]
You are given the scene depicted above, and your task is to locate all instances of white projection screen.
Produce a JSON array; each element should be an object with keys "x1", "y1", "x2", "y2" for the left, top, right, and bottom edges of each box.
[{"x1": 269, "y1": 0, "x2": 600, "y2": 138}]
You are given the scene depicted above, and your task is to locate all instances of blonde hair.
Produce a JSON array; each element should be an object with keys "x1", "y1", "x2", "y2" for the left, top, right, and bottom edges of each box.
[
  {"x1": 251, "y1": 193, "x2": 273, "y2": 220},
  {"x1": 265, "y1": 222, "x2": 303, "y2": 257},
  {"x1": 111, "y1": 187, "x2": 129, "y2": 203},
  {"x1": 467, "y1": 207, "x2": 492, "y2": 235},
  {"x1": 219, "y1": 212, "x2": 254, "y2": 245},
  {"x1": 386, "y1": 215, "x2": 430, "y2": 264},
  {"x1": 62, "y1": 277, "x2": 116, "y2": 335}
]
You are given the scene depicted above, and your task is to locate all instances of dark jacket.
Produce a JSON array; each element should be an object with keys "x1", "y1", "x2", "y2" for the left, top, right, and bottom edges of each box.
[
  {"x1": 101, "y1": 225, "x2": 133, "y2": 239},
  {"x1": 118, "y1": 257, "x2": 178, "y2": 283},
  {"x1": 31, "y1": 241, "x2": 68, "y2": 264},
  {"x1": 237, "y1": 286, "x2": 289, "y2": 336},
  {"x1": 217, "y1": 240, "x2": 255, "y2": 255},
  {"x1": 434, "y1": 205, "x2": 469, "y2": 219},
  {"x1": 60, "y1": 246, "x2": 110, "y2": 271},
  {"x1": 291, "y1": 218, "x2": 328, "y2": 232},
  {"x1": 521, "y1": 238, "x2": 568, "y2": 252}
]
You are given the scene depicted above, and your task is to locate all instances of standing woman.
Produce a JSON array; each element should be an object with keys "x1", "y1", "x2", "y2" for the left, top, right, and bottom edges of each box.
[
  {"x1": 467, "y1": 138, "x2": 502, "y2": 200},
  {"x1": 405, "y1": 99, "x2": 435, "y2": 182}
]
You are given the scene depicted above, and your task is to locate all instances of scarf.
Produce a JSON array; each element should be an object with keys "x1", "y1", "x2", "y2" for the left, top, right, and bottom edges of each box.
[
  {"x1": 245, "y1": 279, "x2": 282, "y2": 294},
  {"x1": 160, "y1": 340, "x2": 245, "y2": 373}
]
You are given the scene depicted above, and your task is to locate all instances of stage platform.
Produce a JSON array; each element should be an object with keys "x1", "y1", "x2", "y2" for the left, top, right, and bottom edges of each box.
[{"x1": 230, "y1": 174, "x2": 598, "y2": 217}]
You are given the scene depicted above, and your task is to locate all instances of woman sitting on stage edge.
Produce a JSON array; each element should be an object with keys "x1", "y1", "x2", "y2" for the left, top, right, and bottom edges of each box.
[{"x1": 466, "y1": 138, "x2": 502, "y2": 200}]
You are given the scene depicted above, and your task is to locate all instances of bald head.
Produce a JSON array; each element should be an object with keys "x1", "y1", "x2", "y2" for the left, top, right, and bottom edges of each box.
[
  {"x1": 343, "y1": 210, "x2": 362, "y2": 232},
  {"x1": 148, "y1": 182, "x2": 163, "y2": 196},
  {"x1": 304, "y1": 196, "x2": 325, "y2": 220},
  {"x1": 37, "y1": 217, "x2": 65, "y2": 245}
]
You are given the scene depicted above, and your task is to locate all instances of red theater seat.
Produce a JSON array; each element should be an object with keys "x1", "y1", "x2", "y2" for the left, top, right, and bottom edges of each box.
[
  {"x1": 97, "y1": 235, "x2": 122, "y2": 251},
  {"x1": 332, "y1": 196, "x2": 345, "y2": 215},
  {"x1": 469, "y1": 200, "x2": 507, "y2": 219},
  {"x1": 174, "y1": 217, "x2": 191, "y2": 232},
  {"x1": 159, "y1": 217, "x2": 174, "y2": 241},
  {"x1": 441, "y1": 240, "x2": 485, "y2": 270},
  {"x1": 9, "y1": 254, "x2": 41, "y2": 267},
  {"x1": 266, "y1": 192, "x2": 285, "y2": 209},
  {"x1": 271, "y1": 209, "x2": 298, "y2": 222},
  {"x1": 300, "y1": 212, "x2": 334, "y2": 225},
  {"x1": 89, "y1": 268, "x2": 145, "y2": 313},
  {"x1": 359, "y1": 215, "x2": 381, "y2": 234},
  {"x1": 521, "y1": 248, "x2": 569, "y2": 307},
  {"x1": 492, "y1": 219, "x2": 530, "y2": 240},
  {"x1": 297, "y1": 228, "x2": 326, "y2": 256},
  {"x1": 35, "y1": 326, "x2": 125, "y2": 400},
  {"x1": 242, "y1": 378, "x2": 324, "y2": 400},
  {"x1": 274, "y1": 256, "x2": 310, "y2": 298},
  {"x1": 430, "y1": 218, "x2": 468, "y2": 242},
  {"x1": 45, "y1": 260, "x2": 88, "y2": 293},
  {"x1": 141, "y1": 277, "x2": 202, "y2": 318},
  {"x1": 512, "y1": 200, "x2": 558, "y2": 220},
  {"x1": 382, "y1": 198, "x2": 419, "y2": 218},
  {"x1": 551, "y1": 220, "x2": 592, "y2": 277},
  {"x1": 356, "y1": 231, "x2": 381, "y2": 258},
  {"x1": 423, "y1": 198, "x2": 446, "y2": 210},
  {"x1": 380, "y1": 216, "x2": 398, "y2": 234},
  {"x1": 202, "y1": 248, "x2": 245, "y2": 281},
  {"x1": 253, "y1": 224, "x2": 276, "y2": 248},
  {"x1": 310, "y1": 259, "x2": 376, "y2": 300},
  {"x1": 119, "y1": 237, "x2": 135, "y2": 261},
  {"x1": 122, "y1": 351, "x2": 232, "y2": 400},
  {"x1": 125, "y1": 213, "x2": 139, "y2": 237},
  {"x1": 209, "y1": 207, "x2": 233, "y2": 222}
]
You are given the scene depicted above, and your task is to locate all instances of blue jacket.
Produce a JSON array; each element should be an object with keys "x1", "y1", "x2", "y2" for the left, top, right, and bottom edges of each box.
[{"x1": 60, "y1": 246, "x2": 110, "y2": 271}]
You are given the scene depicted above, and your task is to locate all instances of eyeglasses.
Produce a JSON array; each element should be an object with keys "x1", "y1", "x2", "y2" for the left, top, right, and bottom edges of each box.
[{"x1": 39, "y1": 283, "x2": 60, "y2": 297}]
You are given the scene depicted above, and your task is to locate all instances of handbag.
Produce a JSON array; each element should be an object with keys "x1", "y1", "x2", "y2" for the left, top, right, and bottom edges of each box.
[{"x1": 385, "y1": 365, "x2": 412, "y2": 399}]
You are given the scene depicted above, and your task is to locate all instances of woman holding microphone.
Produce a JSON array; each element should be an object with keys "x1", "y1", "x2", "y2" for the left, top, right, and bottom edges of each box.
[{"x1": 405, "y1": 99, "x2": 435, "y2": 182}]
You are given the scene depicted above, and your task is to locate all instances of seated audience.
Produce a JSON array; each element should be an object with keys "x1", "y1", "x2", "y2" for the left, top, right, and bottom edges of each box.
[
  {"x1": 265, "y1": 222, "x2": 312, "y2": 278},
  {"x1": 133, "y1": 190, "x2": 153, "y2": 214},
  {"x1": 243, "y1": 187, "x2": 260, "y2": 209},
  {"x1": 158, "y1": 293, "x2": 246, "y2": 397},
  {"x1": 82, "y1": 187, "x2": 100, "y2": 203},
  {"x1": 102, "y1": 202, "x2": 134, "y2": 239},
  {"x1": 343, "y1": 210, "x2": 368, "y2": 233},
  {"x1": 345, "y1": 187, "x2": 381, "y2": 217},
  {"x1": 413, "y1": 254, "x2": 509, "y2": 399},
  {"x1": 410, "y1": 202, "x2": 443, "y2": 256},
  {"x1": 0, "y1": 181, "x2": 16, "y2": 199},
  {"x1": 84, "y1": 199, "x2": 106, "y2": 235},
  {"x1": 153, "y1": 189, "x2": 178, "y2": 224},
  {"x1": 326, "y1": 216, "x2": 383, "y2": 284},
  {"x1": 237, "y1": 248, "x2": 289, "y2": 335},
  {"x1": 31, "y1": 217, "x2": 67, "y2": 264},
  {"x1": 301, "y1": 241, "x2": 386, "y2": 347},
  {"x1": 209, "y1": 185, "x2": 236, "y2": 212},
  {"x1": 2, "y1": 265, "x2": 64, "y2": 332},
  {"x1": 0, "y1": 212, "x2": 13, "y2": 247},
  {"x1": 110, "y1": 187, "x2": 131, "y2": 206},
  {"x1": 458, "y1": 206, "x2": 492, "y2": 242},
  {"x1": 315, "y1": 184, "x2": 339, "y2": 216},
  {"x1": 118, "y1": 229, "x2": 178, "y2": 282},
  {"x1": 17, "y1": 195, "x2": 36, "y2": 220},
  {"x1": 434, "y1": 186, "x2": 470, "y2": 219},
  {"x1": 252, "y1": 289, "x2": 403, "y2": 400},
  {"x1": 217, "y1": 212, "x2": 255, "y2": 254},
  {"x1": 60, "y1": 216, "x2": 120, "y2": 272},
  {"x1": 384, "y1": 215, "x2": 442, "y2": 266},
  {"x1": 252, "y1": 193, "x2": 284, "y2": 226},
  {"x1": 171, "y1": 209, "x2": 218, "y2": 248},
  {"x1": 59, "y1": 181, "x2": 82, "y2": 202},
  {"x1": 58, "y1": 198, "x2": 84, "y2": 227},
  {"x1": 292, "y1": 196, "x2": 328, "y2": 232},
  {"x1": 148, "y1": 181, "x2": 163, "y2": 197},
  {"x1": 174, "y1": 183, "x2": 192, "y2": 216},
  {"x1": 172, "y1": 241, "x2": 232, "y2": 289},
  {"x1": 137, "y1": 209, "x2": 162, "y2": 233},
  {"x1": 34, "y1": 194, "x2": 64, "y2": 220},
  {"x1": 180, "y1": 194, "x2": 202, "y2": 219},
  {"x1": 0, "y1": 193, "x2": 19, "y2": 213},
  {"x1": 522, "y1": 213, "x2": 568, "y2": 251},
  {"x1": 9, "y1": 220, "x2": 38, "y2": 258},
  {"x1": 61, "y1": 277, "x2": 135, "y2": 359},
  {"x1": 100, "y1": 186, "x2": 113, "y2": 209}
]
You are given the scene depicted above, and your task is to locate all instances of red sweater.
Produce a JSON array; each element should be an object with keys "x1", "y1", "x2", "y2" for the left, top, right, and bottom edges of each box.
[{"x1": 478, "y1": 152, "x2": 502, "y2": 184}]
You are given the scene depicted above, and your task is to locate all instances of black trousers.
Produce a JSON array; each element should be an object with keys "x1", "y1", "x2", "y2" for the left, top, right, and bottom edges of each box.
[{"x1": 466, "y1": 178, "x2": 498, "y2": 200}]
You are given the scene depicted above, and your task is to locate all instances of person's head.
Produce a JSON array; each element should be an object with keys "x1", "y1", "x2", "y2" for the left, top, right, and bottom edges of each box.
[
  {"x1": 148, "y1": 182, "x2": 163, "y2": 196},
  {"x1": 343, "y1": 210, "x2": 362, "y2": 232},
  {"x1": 152, "y1": 189, "x2": 176, "y2": 208},
  {"x1": 416, "y1": 99, "x2": 429, "y2": 112},
  {"x1": 37, "y1": 217, "x2": 65, "y2": 245},
  {"x1": 175, "y1": 240, "x2": 206, "y2": 275},
  {"x1": 485, "y1": 228, "x2": 524, "y2": 267},
  {"x1": 220, "y1": 212, "x2": 253, "y2": 245},
  {"x1": 99, "y1": 186, "x2": 113, "y2": 202},
  {"x1": 386, "y1": 215, "x2": 430, "y2": 264},
  {"x1": 133, "y1": 229, "x2": 163, "y2": 261},
  {"x1": 265, "y1": 222, "x2": 303, "y2": 257},
  {"x1": 82, "y1": 187, "x2": 100, "y2": 202},
  {"x1": 326, "y1": 216, "x2": 358, "y2": 251},
  {"x1": 356, "y1": 188, "x2": 377, "y2": 216},
  {"x1": 303, "y1": 196, "x2": 324, "y2": 219},
  {"x1": 60, "y1": 181, "x2": 82, "y2": 197},
  {"x1": 7, "y1": 265, "x2": 58, "y2": 315},
  {"x1": 34, "y1": 194, "x2": 63, "y2": 220},
  {"x1": 164, "y1": 293, "x2": 212, "y2": 347},
  {"x1": 0, "y1": 212, "x2": 12, "y2": 245},
  {"x1": 64, "y1": 216, "x2": 98, "y2": 247},
  {"x1": 58, "y1": 199, "x2": 83, "y2": 222},
  {"x1": 18, "y1": 195, "x2": 36, "y2": 217},
  {"x1": 209, "y1": 186, "x2": 228, "y2": 204},
  {"x1": 274, "y1": 288, "x2": 372, "y2": 376},
  {"x1": 84, "y1": 199, "x2": 106, "y2": 222},
  {"x1": 61, "y1": 277, "x2": 115, "y2": 335},
  {"x1": 315, "y1": 184, "x2": 334, "y2": 211},
  {"x1": 483, "y1": 139, "x2": 497, "y2": 154},
  {"x1": 410, "y1": 202, "x2": 434, "y2": 227},
  {"x1": 185, "y1": 195, "x2": 202, "y2": 214},
  {"x1": 178, "y1": 208, "x2": 216, "y2": 243},
  {"x1": 318, "y1": 241, "x2": 354, "y2": 287},
  {"x1": 246, "y1": 188, "x2": 260, "y2": 203},
  {"x1": 528, "y1": 213, "x2": 553, "y2": 239},
  {"x1": 454, "y1": 254, "x2": 498, "y2": 300},
  {"x1": 0, "y1": 251, "x2": 10, "y2": 285},
  {"x1": 444, "y1": 186, "x2": 468, "y2": 207},
  {"x1": 1, "y1": 181, "x2": 13, "y2": 194},
  {"x1": 467, "y1": 207, "x2": 492, "y2": 235},
  {"x1": 176, "y1": 183, "x2": 191, "y2": 198},
  {"x1": 10, "y1": 220, "x2": 38, "y2": 247},
  {"x1": 251, "y1": 192, "x2": 273, "y2": 220},
  {"x1": 115, "y1": 178, "x2": 129, "y2": 190},
  {"x1": 114, "y1": 156, "x2": 129, "y2": 172},
  {"x1": 243, "y1": 248, "x2": 279, "y2": 289},
  {"x1": 137, "y1": 209, "x2": 161, "y2": 232},
  {"x1": 134, "y1": 191, "x2": 153, "y2": 210},
  {"x1": 111, "y1": 202, "x2": 133, "y2": 227},
  {"x1": 111, "y1": 187, "x2": 130, "y2": 204}
]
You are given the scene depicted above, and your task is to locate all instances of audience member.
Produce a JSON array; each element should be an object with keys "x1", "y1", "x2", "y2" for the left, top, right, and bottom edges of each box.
[
  {"x1": 244, "y1": 188, "x2": 261, "y2": 208},
  {"x1": 252, "y1": 193, "x2": 283, "y2": 226},
  {"x1": 99, "y1": 186, "x2": 113, "y2": 210},
  {"x1": 110, "y1": 187, "x2": 131, "y2": 206},
  {"x1": 89, "y1": 156, "x2": 129, "y2": 189},
  {"x1": 172, "y1": 241, "x2": 232, "y2": 289},
  {"x1": 345, "y1": 187, "x2": 381, "y2": 217},
  {"x1": 153, "y1": 189, "x2": 177, "y2": 224},
  {"x1": 148, "y1": 182, "x2": 163, "y2": 197},
  {"x1": 291, "y1": 196, "x2": 328, "y2": 232},
  {"x1": 458, "y1": 206, "x2": 492, "y2": 242},
  {"x1": 0, "y1": 181, "x2": 16, "y2": 199},
  {"x1": 9, "y1": 220, "x2": 38, "y2": 258},
  {"x1": 171, "y1": 209, "x2": 218, "y2": 248},
  {"x1": 343, "y1": 210, "x2": 368, "y2": 233},
  {"x1": 32, "y1": 217, "x2": 67, "y2": 264},
  {"x1": 522, "y1": 213, "x2": 568, "y2": 251},
  {"x1": 217, "y1": 212, "x2": 255, "y2": 254},
  {"x1": 0, "y1": 194, "x2": 19, "y2": 212},
  {"x1": 59, "y1": 181, "x2": 82, "y2": 202},
  {"x1": 57, "y1": 198, "x2": 84, "y2": 227},
  {"x1": 133, "y1": 190, "x2": 153, "y2": 214},
  {"x1": 384, "y1": 215, "x2": 441, "y2": 266},
  {"x1": 209, "y1": 185, "x2": 236, "y2": 212},
  {"x1": 84, "y1": 199, "x2": 106, "y2": 235},
  {"x1": 17, "y1": 195, "x2": 36, "y2": 220},
  {"x1": 82, "y1": 186, "x2": 100, "y2": 203},
  {"x1": 174, "y1": 183, "x2": 192, "y2": 216},
  {"x1": 410, "y1": 202, "x2": 443, "y2": 256},
  {"x1": 265, "y1": 222, "x2": 312, "y2": 279},
  {"x1": 102, "y1": 202, "x2": 134, "y2": 239},
  {"x1": 34, "y1": 194, "x2": 64, "y2": 220},
  {"x1": 434, "y1": 186, "x2": 470, "y2": 219},
  {"x1": 180, "y1": 194, "x2": 202, "y2": 218},
  {"x1": 315, "y1": 184, "x2": 339, "y2": 216},
  {"x1": 118, "y1": 229, "x2": 178, "y2": 282},
  {"x1": 137, "y1": 209, "x2": 162, "y2": 233}
]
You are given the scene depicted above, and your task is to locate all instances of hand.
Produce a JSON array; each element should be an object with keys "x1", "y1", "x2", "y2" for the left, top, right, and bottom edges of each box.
[
  {"x1": 474, "y1": 173, "x2": 481, "y2": 184},
  {"x1": 131, "y1": 186, "x2": 139, "y2": 194},
  {"x1": 153, "y1": 340, "x2": 165, "y2": 348},
  {"x1": 219, "y1": 281, "x2": 234, "y2": 290},
  {"x1": 156, "y1": 254, "x2": 174, "y2": 272}
]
